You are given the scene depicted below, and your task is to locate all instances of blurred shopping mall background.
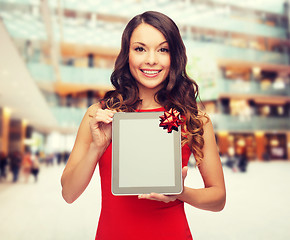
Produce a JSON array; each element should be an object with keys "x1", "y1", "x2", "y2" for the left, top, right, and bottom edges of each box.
[
  {"x1": 0, "y1": 0, "x2": 290, "y2": 167},
  {"x1": 0, "y1": 1, "x2": 290, "y2": 240}
]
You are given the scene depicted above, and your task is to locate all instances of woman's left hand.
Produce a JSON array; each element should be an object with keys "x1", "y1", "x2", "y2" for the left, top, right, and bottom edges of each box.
[{"x1": 138, "y1": 166, "x2": 188, "y2": 203}]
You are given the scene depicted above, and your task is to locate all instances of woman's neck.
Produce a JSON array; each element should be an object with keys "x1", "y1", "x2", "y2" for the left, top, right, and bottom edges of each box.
[
  {"x1": 138, "y1": 88, "x2": 162, "y2": 110},
  {"x1": 138, "y1": 100, "x2": 162, "y2": 110}
]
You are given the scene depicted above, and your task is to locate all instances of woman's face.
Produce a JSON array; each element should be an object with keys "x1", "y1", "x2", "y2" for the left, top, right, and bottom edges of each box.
[{"x1": 128, "y1": 23, "x2": 170, "y2": 94}]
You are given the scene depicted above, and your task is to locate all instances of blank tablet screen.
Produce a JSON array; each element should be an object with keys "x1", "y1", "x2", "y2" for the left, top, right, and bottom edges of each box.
[
  {"x1": 119, "y1": 118, "x2": 175, "y2": 187},
  {"x1": 112, "y1": 112, "x2": 182, "y2": 195}
]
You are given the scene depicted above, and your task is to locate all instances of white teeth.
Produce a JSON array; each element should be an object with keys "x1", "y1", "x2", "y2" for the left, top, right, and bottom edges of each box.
[{"x1": 143, "y1": 70, "x2": 159, "y2": 74}]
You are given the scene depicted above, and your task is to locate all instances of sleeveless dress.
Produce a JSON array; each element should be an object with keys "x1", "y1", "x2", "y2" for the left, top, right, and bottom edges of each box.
[{"x1": 95, "y1": 107, "x2": 193, "y2": 240}]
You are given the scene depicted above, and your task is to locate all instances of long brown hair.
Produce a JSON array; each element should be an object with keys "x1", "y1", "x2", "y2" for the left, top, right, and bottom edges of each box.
[{"x1": 103, "y1": 11, "x2": 207, "y2": 165}]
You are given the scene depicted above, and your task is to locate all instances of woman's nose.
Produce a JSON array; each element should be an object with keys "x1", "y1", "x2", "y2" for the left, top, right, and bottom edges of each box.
[{"x1": 145, "y1": 51, "x2": 157, "y2": 65}]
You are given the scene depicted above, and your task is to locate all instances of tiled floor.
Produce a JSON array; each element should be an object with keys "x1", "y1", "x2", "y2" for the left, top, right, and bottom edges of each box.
[{"x1": 0, "y1": 160, "x2": 289, "y2": 240}]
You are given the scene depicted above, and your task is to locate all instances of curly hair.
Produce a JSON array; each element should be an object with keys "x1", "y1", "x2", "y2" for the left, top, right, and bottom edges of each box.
[{"x1": 102, "y1": 11, "x2": 207, "y2": 166}]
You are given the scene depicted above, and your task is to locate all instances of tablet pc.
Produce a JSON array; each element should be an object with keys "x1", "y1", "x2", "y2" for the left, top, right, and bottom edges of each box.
[{"x1": 112, "y1": 112, "x2": 182, "y2": 196}]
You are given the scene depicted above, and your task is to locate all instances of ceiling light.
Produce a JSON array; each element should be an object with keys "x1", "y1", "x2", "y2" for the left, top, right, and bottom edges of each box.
[
  {"x1": 270, "y1": 138, "x2": 279, "y2": 147},
  {"x1": 3, "y1": 107, "x2": 12, "y2": 117},
  {"x1": 255, "y1": 131, "x2": 264, "y2": 137},
  {"x1": 22, "y1": 119, "x2": 29, "y2": 126},
  {"x1": 273, "y1": 77, "x2": 285, "y2": 89},
  {"x1": 252, "y1": 67, "x2": 261, "y2": 77}
]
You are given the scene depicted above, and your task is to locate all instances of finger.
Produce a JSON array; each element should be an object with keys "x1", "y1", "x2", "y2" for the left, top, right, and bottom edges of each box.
[
  {"x1": 138, "y1": 193, "x2": 175, "y2": 203},
  {"x1": 151, "y1": 192, "x2": 177, "y2": 200},
  {"x1": 105, "y1": 108, "x2": 117, "y2": 113},
  {"x1": 182, "y1": 166, "x2": 188, "y2": 180},
  {"x1": 104, "y1": 109, "x2": 116, "y2": 118},
  {"x1": 138, "y1": 194, "x2": 148, "y2": 199},
  {"x1": 95, "y1": 108, "x2": 113, "y2": 117},
  {"x1": 149, "y1": 193, "x2": 168, "y2": 201},
  {"x1": 94, "y1": 110, "x2": 113, "y2": 124}
]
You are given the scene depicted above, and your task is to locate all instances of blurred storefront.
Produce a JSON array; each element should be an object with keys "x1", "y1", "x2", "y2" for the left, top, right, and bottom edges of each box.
[{"x1": 215, "y1": 131, "x2": 289, "y2": 161}]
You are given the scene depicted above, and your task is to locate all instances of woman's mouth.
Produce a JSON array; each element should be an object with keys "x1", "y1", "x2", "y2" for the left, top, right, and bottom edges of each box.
[{"x1": 140, "y1": 69, "x2": 162, "y2": 78}]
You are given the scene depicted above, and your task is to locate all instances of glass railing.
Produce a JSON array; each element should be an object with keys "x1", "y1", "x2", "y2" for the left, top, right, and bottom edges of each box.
[
  {"x1": 27, "y1": 62, "x2": 55, "y2": 82},
  {"x1": 185, "y1": 41, "x2": 289, "y2": 65},
  {"x1": 27, "y1": 62, "x2": 112, "y2": 86},
  {"x1": 51, "y1": 106, "x2": 86, "y2": 129},
  {"x1": 217, "y1": 45, "x2": 289, "y2": 65},
  {"x1": 210, "y1": 0, "x2": 286, "y2": 15},
  {"x1": 217, "y1": 78, "x2": 290, "y2": 96},
  {"x1": 185, "y1": 17, "x2": 287, "y2": 39},
  {"x1": 60, "y1": 65, "x2": 112, "y2": 85},
  {"x1": 211, "y1": 114, "x2": 290, "y2": 131},
  {"x1": 0, "y1": 0, "x2": 285, "y2": 15}
]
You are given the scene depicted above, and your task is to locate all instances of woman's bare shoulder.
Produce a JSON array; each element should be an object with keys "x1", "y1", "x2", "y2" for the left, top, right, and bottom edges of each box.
[{"x1": 198, "y1": 110, "x2": 211, "y2": 126}]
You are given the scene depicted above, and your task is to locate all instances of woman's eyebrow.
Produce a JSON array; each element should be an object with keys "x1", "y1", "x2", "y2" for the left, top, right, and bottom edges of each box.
[
  {"x1": 131, "y1": 41, "x2": 168, "y2": 46},
  {"x1": 131, "y1": 42, "x2": 146, "y2": 46}
]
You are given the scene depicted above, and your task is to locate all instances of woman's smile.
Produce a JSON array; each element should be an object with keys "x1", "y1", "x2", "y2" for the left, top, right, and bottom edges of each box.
[{"x1": 140, "y1": 69, "x2": 162, "y2": 78}]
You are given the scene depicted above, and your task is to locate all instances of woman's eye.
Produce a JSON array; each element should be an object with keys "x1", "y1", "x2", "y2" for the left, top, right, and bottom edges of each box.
[
  {"x1": 159, "y1": 48, "x2": 169, "y2": 53},
  {"x1": 135, "y1": 47, "x2": 145, "y2": 52}
]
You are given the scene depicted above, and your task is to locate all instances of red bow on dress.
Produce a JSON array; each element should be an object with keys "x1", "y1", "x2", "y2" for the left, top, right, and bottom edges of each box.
[{"x1": 159, "y1": 108, "x2": 182, "y2": 133}]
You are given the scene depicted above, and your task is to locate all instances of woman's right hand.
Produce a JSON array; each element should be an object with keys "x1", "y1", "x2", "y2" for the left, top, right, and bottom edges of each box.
[
  {"x1": 61, "y1": 106, "x2": 116, "y2": 204},
  {"x1": 89, "y1": 108, "x2": 116, "y2": 149}
]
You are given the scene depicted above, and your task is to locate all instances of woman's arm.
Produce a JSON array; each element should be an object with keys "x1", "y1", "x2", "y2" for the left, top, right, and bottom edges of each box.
[
  {"x1": 61, "y1": 104, "x2": 114, "y2": 204},
  {"x1": 139, "y1": 117, "x2": 226, "y2": 212},
  {"x1": 177, "y1": 117, "x2": 226, "y2": 211}
]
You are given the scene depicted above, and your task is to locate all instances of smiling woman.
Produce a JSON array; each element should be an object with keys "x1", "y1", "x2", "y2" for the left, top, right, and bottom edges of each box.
[{"x1": 61, "y1": 11, "x2": 226, "y2": 240}]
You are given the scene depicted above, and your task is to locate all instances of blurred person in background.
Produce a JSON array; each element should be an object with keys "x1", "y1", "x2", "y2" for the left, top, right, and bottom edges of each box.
[
  {"x1": 237, "y1": 151, "x2": 248, "y2": 173},
  {"x1": 10, "y1": 151, "x2": 22, "y2": 183},
  {"x1": 56, "y1": 152, "x2": 63, "y2": 165},
  {"x1": 263, "y1": 148, "x2": 271, "y2": 161},
  {"x1": 225, "y1": 146, "x2": 239, "y2": 172},
  {"x1": 0, "y1": 151, "x2": 8, "y2": 181},
  {"x1": 64, "y1": 151, "x2": 70, "y2": 164},
  {"x1": 61, "y1": 11, "x2": 226, "y2": 240},
  {"x1": 31, "y1": 152, "x2": 40, "y2": 182},
  {"x1": 45, "y1": 153, "x2": 54, "y2": 166},
  {"x1": 22, "y1": 150, "x2": 32, "y2": 183},
  {"x1": 39, "y1": 151, "x2": 46, "y2": 163}
]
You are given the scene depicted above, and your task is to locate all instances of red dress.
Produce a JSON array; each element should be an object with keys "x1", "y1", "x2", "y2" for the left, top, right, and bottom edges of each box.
[{"x1": 95, "y1": 108, "x2": 193, "y2": 240}]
